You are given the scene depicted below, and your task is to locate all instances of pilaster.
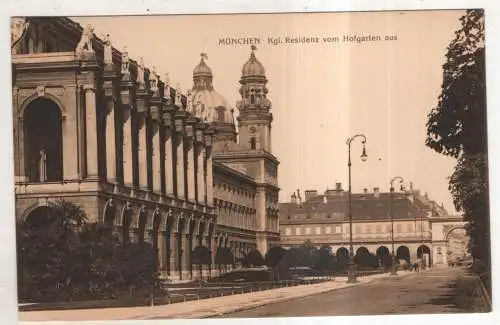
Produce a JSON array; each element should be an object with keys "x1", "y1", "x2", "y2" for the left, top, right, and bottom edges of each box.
[
  {"x1": 163, "y1": 108, "x2": 175, "y2": 196},
  {"x1": 84, "y1": 84, "x2": 99, "y2": 179},
  {"x1": 103, "y1": 68, "x2": 119, "y2": 185},
  {"x1": 120, "y1": 78, "x2": 135, "y2": 188},
  {"x1": 185, "y1": 118, "x2": 197, "y2": 203},
  {"x1": 174, "y1": 110, "x2": 187, "y2": 199},
  {"x1": 150, "y1": 95, "x2": 163, "y2": 194},
  {"x1": 136, "y1": 89, "x2": 150, "y2": 192}
]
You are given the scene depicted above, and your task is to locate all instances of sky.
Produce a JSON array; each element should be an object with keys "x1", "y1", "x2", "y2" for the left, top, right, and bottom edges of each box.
[{"x1": 73, "y1": 10, "x2": 464, "y2": 213}]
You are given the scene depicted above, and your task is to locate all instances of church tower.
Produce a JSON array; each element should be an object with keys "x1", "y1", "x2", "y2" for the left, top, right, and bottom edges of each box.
[{"x1": 236, "y1": 45, "x2": 273, "y2": 152}]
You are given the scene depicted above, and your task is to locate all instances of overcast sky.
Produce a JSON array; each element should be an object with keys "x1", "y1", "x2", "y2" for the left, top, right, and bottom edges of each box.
[{"x1": 74, "y1": 10, "x2": 464, "y2": 213}]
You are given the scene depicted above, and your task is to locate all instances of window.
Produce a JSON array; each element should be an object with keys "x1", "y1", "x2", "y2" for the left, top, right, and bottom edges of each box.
[
  {"x1": 295, "y1": 227, "x2": 301, "y2": 236},
  {"x1": 325, "y1": 226, "x2": 332, "y2": 234},
  {"x1": 305, "y1": 227, "x2": 311, "y2": 235},
  {"x1": 285, "y1": 227, "x2": 291, "y2": 236},
  {"x1": 250, "y1": 94, "x2": 255, "y2": 104},
  {"x1": 335, "y1": 226, "x2": 341, "y2": 233},
  {"x1": 250, "y1": 137, "x2": 256, "y2": 150},
  {"x1": 217, "y1": 110, "x2": 225, "y2": 121},
  {"x1": 315, "y1": 227, "x2": 321, "y2": 235}
]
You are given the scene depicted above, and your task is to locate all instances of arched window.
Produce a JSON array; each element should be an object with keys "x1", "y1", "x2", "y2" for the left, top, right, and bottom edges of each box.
[
  {"x1": 250, "y1": 94, "x2": 255, "y2": 104},
  {"x1": 23, "y1": 98, "x2": 63, "y2": 182},
  {"x1": 250, "y1": 137, "x2": 256, "y2": 150}
]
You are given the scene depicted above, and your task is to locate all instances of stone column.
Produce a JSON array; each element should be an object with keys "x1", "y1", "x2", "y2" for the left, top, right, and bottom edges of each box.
[
  {"x1": 84, "y1": 85, "x2": 98, "y2": 179},
  {"x1": 103, "y1": 70, "x2": 119, "y2": 184},
  {"x1": 164, "y1": 129, "x2": 174, "y2": 195},
  {"x1": 151, "y1": 121, "x2": 161, "y2": 193},
  {"x1": 186, "y1": 140, "x2": 196, "y2": 202},
  {"x1": 122, "y1": 107, "x2": 134, "y2": 187},
  {"x1": 104, "y1": 98, "x2": 117, "y2": 183},
  {"x1": 157, "y1": 232, "x2": 166, "y2": 271},
  {"x1": 175, "y1": 134, "x2": 185, "y2": 198},
  {"x1": 196, "y1": 145, "x2": 206, "y2": 205},
  {"x1": 206, "y1": 148, "x2": 214, "y2": 206},
  {"x1": 182, "y1": 234, "x2": 191, "y2": 277},
  {"x1": 137, "y1": 115, "x2": 148, "y2": 190},
  {"x1": 171, "y1": 232, "x2": 179, "y2": 274}
]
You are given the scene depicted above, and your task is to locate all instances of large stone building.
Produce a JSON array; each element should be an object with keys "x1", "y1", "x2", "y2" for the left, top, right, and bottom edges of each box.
[
  {"x1": 279, "y1": 183, "x2": 467, "y2": 267},
  {"x1": 11, "y1": 17, "x2": 279, "y2": 280}
]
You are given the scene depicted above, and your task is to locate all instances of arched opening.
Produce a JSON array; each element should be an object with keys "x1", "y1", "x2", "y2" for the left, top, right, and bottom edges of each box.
[
  {"x1": 24, "y1": 205, "x2": 53, "y2": 229},
  {"x1": 24, "y1": 98, "x2": 63, "y2": 182},
  {"x1": 103, "y1": 200, "x2": 115, "y2": 228},
  {"x1": 336, "y1": 247, "x2": 349, "y2": 270},
  {"x1": 137, "y1": 209, "x2": 147, "y2": 243},
  {"x1": 396, "y1": 246, "x2": 410, "y2": 263},
  {"x1": 417, "y1": 245, "x2": 432, "y2": 267},
  {"x1": 446, "y1": 226, "x2": 469, "y2": 265},
  {"x1": 177, "y1": 217, "x2": 186, "y2": 279},
  {"x1": 376, "y1": 246, "x2": 391, "y2": 268},
  {"x1": 121, "y1": 207, "x2": 132, "y2": 244},
  {"x1": 164, "y1": 216, "x2": 174, "y2": 275},
  {"x1": 151, "y1": 212, "x2": 162, "y2": 269}
]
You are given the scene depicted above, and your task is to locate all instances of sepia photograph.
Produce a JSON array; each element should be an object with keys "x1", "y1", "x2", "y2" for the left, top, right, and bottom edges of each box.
[{"x1": 10, "y1": 8, "x2": 491, "y2": 322}]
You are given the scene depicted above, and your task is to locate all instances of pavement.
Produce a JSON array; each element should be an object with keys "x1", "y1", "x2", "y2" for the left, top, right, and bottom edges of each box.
[
  {"x1": 19, "y1": 271, "x2": 400, "y2": 321},
  {"x1": 219, "y1": 267, "x2": 477, "y2": 318}
]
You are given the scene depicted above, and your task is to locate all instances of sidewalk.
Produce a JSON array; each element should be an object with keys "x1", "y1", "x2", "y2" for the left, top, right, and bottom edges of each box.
[{"x1": 19, "y1": 271, "x2": 409, "y2": 321}]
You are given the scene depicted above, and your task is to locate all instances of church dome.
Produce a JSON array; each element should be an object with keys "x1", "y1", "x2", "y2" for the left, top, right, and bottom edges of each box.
[
  {"x1": 193, "y1": 53, "x2": 213, "y2": 78},
  {"x1": 242, "y1": 45, "x2": 266, "y2": 77},
  {"x1": 189, "y1": 89, "x2": 235, "y2": 124},
  {"x1": 188, "y1": 53, "x2": 236, "y2": 126}
]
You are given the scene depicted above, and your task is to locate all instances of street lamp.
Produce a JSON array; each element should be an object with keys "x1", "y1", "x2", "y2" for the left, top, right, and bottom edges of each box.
[
  {"x1": 346, "y1": 134, "x2": 368, "y2": 283},
  {"x1": 389, "y1": 176, "x2": 406, "y2": 275}
]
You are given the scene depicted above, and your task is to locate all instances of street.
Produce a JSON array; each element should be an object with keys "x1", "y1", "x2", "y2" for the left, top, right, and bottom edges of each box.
[{"x1": 218, "y1": 267, "x2": 474, "y2": 317}]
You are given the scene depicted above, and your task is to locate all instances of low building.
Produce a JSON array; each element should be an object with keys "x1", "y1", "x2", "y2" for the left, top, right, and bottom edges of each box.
[{"x1": 279, "y1": 183, "x2": 466, "y2": 267}]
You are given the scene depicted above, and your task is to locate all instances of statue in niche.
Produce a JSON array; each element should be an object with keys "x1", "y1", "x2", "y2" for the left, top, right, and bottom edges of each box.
[
  {"x1": 137, "y1": 57, "x2": 145, "y2": 88},
  {"x1": 121, "y1": 46, "x2": 130, "y2": 75},
  {"x1": 38, "y1": 149, "x2": 47, "y2": 182},
  {"x1": 75, "y1": 24, "x2": 95, "y2": 57},
  {"x1": 103, "y1": 34, "x2": 113, "y2": 66}
]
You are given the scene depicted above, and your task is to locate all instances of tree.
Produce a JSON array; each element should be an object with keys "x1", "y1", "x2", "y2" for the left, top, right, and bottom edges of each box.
[
  {"x1": 265, "y1": 246, "x2": 287, "y2": 269},
  {"x1": 243, "y1": 249, "x2": 265, "y2": 267},
  {"x1": 425, "y1": 9, "x2": 489, "y2": 269},
  {"x1": 17, "y1": 200, "x2": 162, "y2": 302},
  {"x1": 17, "y1": 200, "x2": 88, "y2": 302},
  {"x1": 314, "y1": 245, "x2": 335, "y2": 272}
]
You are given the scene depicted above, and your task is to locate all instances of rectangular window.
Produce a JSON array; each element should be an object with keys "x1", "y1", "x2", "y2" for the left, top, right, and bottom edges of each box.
[
  {"x1": 295, "y1": 227, "x2": 301, "y2": 236},
  {"x1": 335, "y1": 226, "x2": 341, "y2": 233},
  {"x1": 285, "y1": 227, "x2": 291, "y2": 236},
  {"x1": 315, "y1": 227, "x2": 321, "y2": 235},
  {"x1": 305, "y1": 227, "x2": 311, "y2": 235},
  {"x1": 326, "y1": 226, "x2": 332, "y2": 234}
]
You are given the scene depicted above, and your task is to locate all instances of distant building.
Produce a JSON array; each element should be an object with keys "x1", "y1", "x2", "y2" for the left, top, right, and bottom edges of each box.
[{"x1": 279, "y1": 183, "x2": 466, "y2": 267}]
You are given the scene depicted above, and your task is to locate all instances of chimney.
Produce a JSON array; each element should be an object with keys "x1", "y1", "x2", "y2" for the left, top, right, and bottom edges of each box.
[
  {"x1": 373, "y1": 187, "x2": 380, "y2": 198},
  {"x1": 304, "y1": 190, "x2": 318, "y2": 201},
  {"x1": 335, "y1": 182, "x2": 343, "y2": 191}
]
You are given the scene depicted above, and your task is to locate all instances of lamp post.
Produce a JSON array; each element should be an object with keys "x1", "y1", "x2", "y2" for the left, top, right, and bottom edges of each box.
[
  {"x1": 389, "y1": 176, "x2": 406, "y2": 275},
  {"x1": 346, "y1": 134, "x2": 368, "y2": 283}
]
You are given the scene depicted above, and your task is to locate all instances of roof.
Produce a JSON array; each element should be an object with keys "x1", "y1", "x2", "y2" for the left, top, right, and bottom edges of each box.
[{"x1": 280, "y1": 192, "x2": 426, "y2": 222}]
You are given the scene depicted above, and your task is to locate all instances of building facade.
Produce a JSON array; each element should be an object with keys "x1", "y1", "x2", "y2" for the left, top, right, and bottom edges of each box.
[
  {"x1": 279, "y1": 183, "x2": 467, "y2": 267},
  {"x1": 11, "y1": 17, "x2": 280, "y2": 280}
]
